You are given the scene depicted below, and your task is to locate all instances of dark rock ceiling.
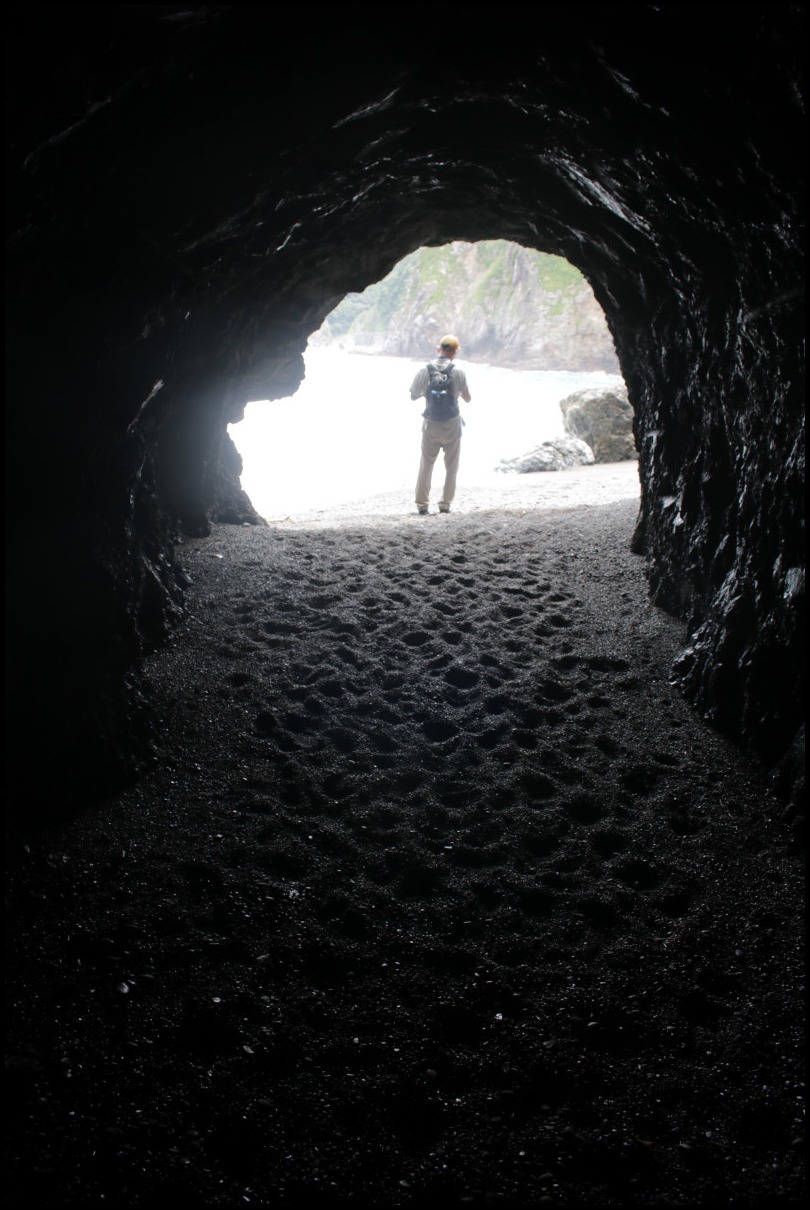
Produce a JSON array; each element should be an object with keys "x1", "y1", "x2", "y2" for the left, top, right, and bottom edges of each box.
[{"x1": 4, "y1": 5, "x2": 805, "y2": 826}]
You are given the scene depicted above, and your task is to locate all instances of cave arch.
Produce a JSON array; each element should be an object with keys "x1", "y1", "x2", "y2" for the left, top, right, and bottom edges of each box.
[
  {"x1": 230, "y1": 238, "x2": 628, "y2": 519},
  {"x1": 5, "y1": 5, "x2": 804, "y2": 825}
]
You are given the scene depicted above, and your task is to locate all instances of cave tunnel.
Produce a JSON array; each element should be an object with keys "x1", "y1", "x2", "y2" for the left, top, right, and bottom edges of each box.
[
  {"x1": 5, "y1": 4, "x2": 804, "y2": 829},
  {"x1": 4, "y1": 7, "x2": 806, "y2": 1206}
]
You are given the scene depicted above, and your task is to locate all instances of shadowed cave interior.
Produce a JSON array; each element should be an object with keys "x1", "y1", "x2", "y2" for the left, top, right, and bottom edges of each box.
[
  {"x1": 5, "y1": 4, "x2": 803, "y2": 825},
  {"x1": 3, "y1": 6, "x2": 805, "y2": 1208}
]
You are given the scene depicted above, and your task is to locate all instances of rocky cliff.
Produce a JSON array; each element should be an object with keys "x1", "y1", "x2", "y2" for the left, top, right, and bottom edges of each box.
[{"x1": 312, "y1": 241, "x2": 621, "y2": 371}]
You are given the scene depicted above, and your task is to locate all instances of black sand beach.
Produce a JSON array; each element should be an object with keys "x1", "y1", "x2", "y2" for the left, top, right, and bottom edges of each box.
[{"x1": 5, "y1": 470, "x2": 804, "y2": 1208}]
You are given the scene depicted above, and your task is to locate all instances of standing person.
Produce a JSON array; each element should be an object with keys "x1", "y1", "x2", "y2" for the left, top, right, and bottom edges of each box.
[{"x1": 409, "y1": 335, "x2": 472, "y2": 515}]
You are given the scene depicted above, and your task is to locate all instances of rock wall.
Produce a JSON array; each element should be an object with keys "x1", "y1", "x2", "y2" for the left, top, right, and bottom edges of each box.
[{"x1": 5, "y1": 5, "x2": 804, "y2": 824}]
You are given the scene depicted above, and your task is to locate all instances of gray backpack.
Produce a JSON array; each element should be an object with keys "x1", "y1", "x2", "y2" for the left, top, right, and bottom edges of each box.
[{"x1": 424, "y1": 362, "x2": 459, "y2": 420}]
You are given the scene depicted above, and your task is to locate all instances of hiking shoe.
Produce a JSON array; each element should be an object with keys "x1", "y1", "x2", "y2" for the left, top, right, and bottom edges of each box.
[
  {"x1": 438, "y1": 505, "x2": 451, "y2": 514},
  {"x1": 417, "y1": 505, "x2": 429, "y2": 515}
]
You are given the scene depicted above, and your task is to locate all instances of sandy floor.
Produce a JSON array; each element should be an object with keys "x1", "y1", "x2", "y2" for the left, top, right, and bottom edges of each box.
[
  {"x1": 258, "y1": 459, "x2": 643, "y2": 528},
  {"x1": 5, "y1": 468, "x2": 804, "y2": 1208}
]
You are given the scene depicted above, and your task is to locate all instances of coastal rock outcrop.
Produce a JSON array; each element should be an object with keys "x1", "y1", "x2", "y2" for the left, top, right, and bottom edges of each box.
[
  {"x1": 560, "y1": 387, "x2": 638, "y2": 463},
  {"x1": 496, "y1": 437, "x2": 595, "y2": 473},
  {"x1": 314, "y1": 241, "x2": 622, "y2": 372}
]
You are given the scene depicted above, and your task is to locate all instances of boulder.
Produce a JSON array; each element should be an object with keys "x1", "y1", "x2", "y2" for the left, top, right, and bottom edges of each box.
[
  {"x1": 496, "y1": 437, "x2": 595, "y2": 474},
  {"x1": 559, "y1": 387, "x2": 637, "y2": 463}
]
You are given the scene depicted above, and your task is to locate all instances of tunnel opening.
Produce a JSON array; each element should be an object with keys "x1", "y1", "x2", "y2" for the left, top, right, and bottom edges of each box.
[
  {"x1": 4, "y1": 10, "x2": 804, "y2": 1206},
  {"x1": 3, "y1": 3, "x2": 802, "y2": 837},
  {"x1": 227, "y1": 240, "x2": 635, "y2": 524}
]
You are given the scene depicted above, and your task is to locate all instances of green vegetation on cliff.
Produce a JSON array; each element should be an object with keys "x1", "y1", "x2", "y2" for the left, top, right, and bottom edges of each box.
[{"x1": 313, "y1": 240, "x2": 619, "y2": 372}]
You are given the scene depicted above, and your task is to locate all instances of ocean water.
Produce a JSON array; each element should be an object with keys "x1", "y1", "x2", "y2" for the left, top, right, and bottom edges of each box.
[{"x1": 229, "y1": 347, "x2": 626, "y2": 518}]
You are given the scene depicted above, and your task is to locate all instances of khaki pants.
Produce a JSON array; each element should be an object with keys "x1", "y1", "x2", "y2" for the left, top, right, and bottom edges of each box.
[{"x1": 415, "y1": 416, "x2": 463, "y2": 509}]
